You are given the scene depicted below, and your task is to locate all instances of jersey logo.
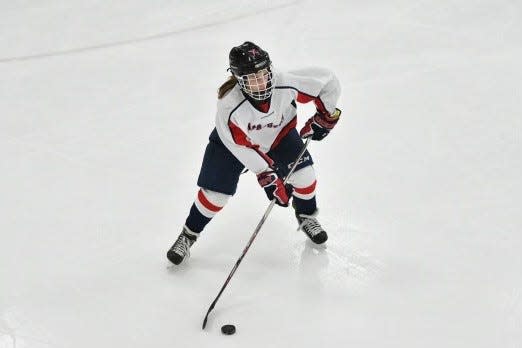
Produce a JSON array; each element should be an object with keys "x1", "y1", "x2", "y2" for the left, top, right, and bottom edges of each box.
[{"x1": 248, "y1": 114, "x2": 284, "y2": 131}]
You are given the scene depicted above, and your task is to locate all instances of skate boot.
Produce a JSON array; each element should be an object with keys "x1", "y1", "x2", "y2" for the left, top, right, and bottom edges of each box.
[
  {"x1": 295, "y1": 210, "x2": 328, "y2": 244},
  {"x1": 166, "y1": 226, "x2": 198, "y2": 265}
]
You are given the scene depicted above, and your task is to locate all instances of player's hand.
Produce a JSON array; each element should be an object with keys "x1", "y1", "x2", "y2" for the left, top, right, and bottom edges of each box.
[
  {"x1": 300, "y1": 108, "x2": 341, "y2": 141},
  {"x1": 257, "y1": 169, "x2": 291, "y2": 207}
]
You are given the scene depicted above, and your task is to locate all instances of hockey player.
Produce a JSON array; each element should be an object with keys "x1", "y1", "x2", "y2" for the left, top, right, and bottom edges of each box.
[{"x1": 167, "y1": 41, "x2": 341, "y2": 265}]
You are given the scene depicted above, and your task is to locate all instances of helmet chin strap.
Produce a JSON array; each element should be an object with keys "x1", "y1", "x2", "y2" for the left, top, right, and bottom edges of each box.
[
  {"x1": 243, "y1": 91, "x2": 272, "y2": 104},
  {"x1": 242, "y1": 87, "x2": 273, "y2": 101}
]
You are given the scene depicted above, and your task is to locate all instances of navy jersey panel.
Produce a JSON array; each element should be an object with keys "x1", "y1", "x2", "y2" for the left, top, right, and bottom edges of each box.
[
  {"x1": 197, "y1": 129, "x2": 245, "y2": 195},
  {"x1": 268, "y1": 128, "x2": 314, "y2": 178}
]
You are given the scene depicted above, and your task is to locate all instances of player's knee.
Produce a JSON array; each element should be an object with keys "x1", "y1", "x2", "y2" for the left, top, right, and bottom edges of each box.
[
  {"x1": 289, "y1": 166, "x2": 316, "y2": 188},
  {"x1": 194, "y1": 189, "x2": 231, "y2": 218},
  {"x1": 202, "y1": 189, "x2": 231, "y2": 206},
  {"x1": 289, "y1": 166, "x2": 317, "y2": 200}
]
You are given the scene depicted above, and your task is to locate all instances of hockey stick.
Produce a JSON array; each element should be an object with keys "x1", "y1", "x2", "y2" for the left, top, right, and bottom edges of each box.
[{"x1": 202, "y1": 137, "x2": 312, "y2": 329}]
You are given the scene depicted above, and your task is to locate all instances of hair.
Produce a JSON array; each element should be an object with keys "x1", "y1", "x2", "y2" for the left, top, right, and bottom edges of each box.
[{"x1": 217, "y1": 75, "x2": 238, "y2": 99}]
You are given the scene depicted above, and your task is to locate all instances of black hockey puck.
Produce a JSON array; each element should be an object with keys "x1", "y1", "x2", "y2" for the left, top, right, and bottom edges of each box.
[{"x1": 221, "y1": 324, "x2": 236, "y2": 335}]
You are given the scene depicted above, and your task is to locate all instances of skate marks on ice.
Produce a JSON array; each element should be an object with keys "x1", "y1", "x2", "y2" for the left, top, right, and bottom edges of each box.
[
  {"x1": 292, "y1": 220, "x2": 385, "y2": 295},
  {"x1": 165, "y1": 259, "x2": 277, "y2": 334},
  {"x1": 0, "y1": 314, "x2": 16, "y2": 348},
  {"x1": 0, "y1": 310, "x2": 56, "y2": 348}
]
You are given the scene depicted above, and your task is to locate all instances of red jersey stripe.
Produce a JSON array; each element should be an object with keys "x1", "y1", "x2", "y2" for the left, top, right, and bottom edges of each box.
[
  {"x1": 296, "y1": 91, "x2": 327, "y2": 114},
  {"x1": 228, "y1": 121, "x2": 253, "y2": 147},
  {"x1": 228, "y1": 120, "x2": 275, "y2": 167},
  {"x1": 271, "y1": 116, "x2": 297, "y2": 149}
]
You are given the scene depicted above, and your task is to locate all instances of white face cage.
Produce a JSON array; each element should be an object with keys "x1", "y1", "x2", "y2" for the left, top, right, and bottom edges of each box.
[{"x1": 234, "y1": 67, "x2": 275, "y2": 101}]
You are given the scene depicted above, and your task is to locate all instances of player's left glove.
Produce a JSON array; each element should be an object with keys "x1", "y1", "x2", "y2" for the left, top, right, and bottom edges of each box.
[
  {"x1": 300, "y1": 108, "x2": 341, "y2": 141},
  {"x1": 257, "y1": 169, "x2": 292, "y2": 207}
]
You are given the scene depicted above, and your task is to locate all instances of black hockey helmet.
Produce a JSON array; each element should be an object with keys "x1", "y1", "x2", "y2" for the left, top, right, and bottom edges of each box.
[
  {"x1": 228, "y1": 41, "x2": 274, "y2": 100},
  {"x1": 229, "y1": 41, "x2": 271, "y2": 76}
]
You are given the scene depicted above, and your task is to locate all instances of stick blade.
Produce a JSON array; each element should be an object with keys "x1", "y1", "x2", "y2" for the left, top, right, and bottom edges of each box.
[{"x1": 202, "y1": 311, "x2": 210, "y2": 330}]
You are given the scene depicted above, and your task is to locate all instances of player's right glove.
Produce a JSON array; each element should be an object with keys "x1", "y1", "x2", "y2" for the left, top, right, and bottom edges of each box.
[
  {"x1": 300, "y1": 108, "x2": 341, "y2": 140},
  {"x1": 257, "y1": 169, "x2": 291, "y2": 207}
]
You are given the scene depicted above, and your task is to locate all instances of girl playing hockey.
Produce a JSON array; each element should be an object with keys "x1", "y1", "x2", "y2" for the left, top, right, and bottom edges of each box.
[{"x1": 167, "y1": 41, "x2": 341, "y2": 265}]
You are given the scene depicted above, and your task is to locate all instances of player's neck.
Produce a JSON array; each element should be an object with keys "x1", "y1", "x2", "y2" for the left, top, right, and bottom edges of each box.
[{"x1": 244, "y1": 93, "x2": 271, "y2": 113}]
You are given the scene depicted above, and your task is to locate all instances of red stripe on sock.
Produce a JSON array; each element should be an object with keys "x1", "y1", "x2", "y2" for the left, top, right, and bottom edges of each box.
[
  {"x1": 294, "y1": 180, "x2": 317, "y2": 195},
  {"x1": 197, "y1": 190, "x2": 223, "y2": 212}
]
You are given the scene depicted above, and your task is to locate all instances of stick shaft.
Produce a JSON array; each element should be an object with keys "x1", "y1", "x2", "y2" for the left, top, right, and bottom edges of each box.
[{"x1": 202, "y1": 137, "x2": 311, "y2": 329}]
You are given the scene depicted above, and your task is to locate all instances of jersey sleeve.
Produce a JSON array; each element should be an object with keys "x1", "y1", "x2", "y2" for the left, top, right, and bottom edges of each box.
[
  {"x1": 282, "y1": 67, "x2": 341, "y2": 114},
  {"x1": 215, "y1": 100, "x2": 273, "y2": 174}
]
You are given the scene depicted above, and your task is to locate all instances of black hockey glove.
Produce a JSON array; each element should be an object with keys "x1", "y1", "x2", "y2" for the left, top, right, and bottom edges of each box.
[
  {"x1": 300, "y1": 108, "x2": 341, "y2": 140},
  {"x1": 257, "y1": 169, "x2": 292, "y2": 207}
]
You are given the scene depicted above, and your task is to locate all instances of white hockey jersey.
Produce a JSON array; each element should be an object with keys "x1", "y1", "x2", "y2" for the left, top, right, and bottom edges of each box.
[{"x1": 215, "y1": 67, "x2": 341, "y2": 174}]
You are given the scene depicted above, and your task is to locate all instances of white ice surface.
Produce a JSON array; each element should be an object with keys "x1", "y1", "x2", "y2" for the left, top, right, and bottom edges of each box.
[{"x1": 1, "y1": 1, "x2": 521, "y2": 347}]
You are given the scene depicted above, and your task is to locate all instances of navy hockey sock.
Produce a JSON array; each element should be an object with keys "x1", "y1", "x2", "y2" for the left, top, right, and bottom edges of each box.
[
  {"x1": 292, "y1": 196, "x2": 317, "y2": 215},
  {"x1": 185, "y1": 204, "x2": 211, "y2": 233}
]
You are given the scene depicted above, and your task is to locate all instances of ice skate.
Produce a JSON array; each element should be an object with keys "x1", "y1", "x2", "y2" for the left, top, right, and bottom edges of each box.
[
  {"x1": 295, "y1": 210, "x2": 328, "y2": 244},
  {"x1": 166, "y1": 226, "x2": 198, "y2": 265}
]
